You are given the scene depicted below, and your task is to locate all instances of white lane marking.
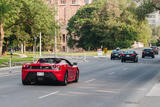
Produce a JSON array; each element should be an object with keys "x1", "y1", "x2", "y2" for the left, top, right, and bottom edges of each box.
[
  {"x1": 109, "y1": 72, "x2": 115, "y2": 75},
  {"x1": 123, "y1": 68, "x2": 128, "y2": 71},
  {"x1": 85, "y1": 79, "x2": 96, "y2": 83},
  {"x1": 38, "y1": 91, "x2": 59, "y2": 99}
]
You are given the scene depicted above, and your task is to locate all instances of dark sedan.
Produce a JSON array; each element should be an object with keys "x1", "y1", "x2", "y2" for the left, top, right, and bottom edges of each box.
[
  {"x1": 111, "y1": 50, "x2": 123, "y2": 60},
  {"x1": 121, "y1": 50, "x2": 138, "y2": 63},
  {"x1": 142, "y1": 48, "x2": 155, "y2": 58}
]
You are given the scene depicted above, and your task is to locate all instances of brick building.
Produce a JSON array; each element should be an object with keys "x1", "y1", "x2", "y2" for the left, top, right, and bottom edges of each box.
[{"x1": 49, "y1": 0, "x2": 92, "y2": 51}]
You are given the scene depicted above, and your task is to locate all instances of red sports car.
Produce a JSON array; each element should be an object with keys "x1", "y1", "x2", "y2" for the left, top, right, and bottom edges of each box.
[{"x1": 22, "y1": 58, "x2": 79, "y2": 85}]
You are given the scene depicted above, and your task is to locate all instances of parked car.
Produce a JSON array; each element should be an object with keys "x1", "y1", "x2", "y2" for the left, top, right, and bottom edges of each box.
[
  {"x1": 22, "y1": 58, "x2": 79, "y2": 86},
  {"x1": 142, "y1": 48, "x2": 155, "y2": 58},
  {"x1": 121, "y1": 50, "x2": 138, "y2": 63},
  {"x1": 111, "y1": 50, "x2": 123, "y2": 60},
  {"x1": 151, "y1": 46, "x2": 159, "y2": 55}
]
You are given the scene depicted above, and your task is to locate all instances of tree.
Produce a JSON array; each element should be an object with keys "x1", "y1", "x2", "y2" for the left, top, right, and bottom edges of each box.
[
  {"x1": 1, "y1": 0, "x2": 57, "y2": 54},
  {"x1": 67, "y1": 0, "x2": 151, "y2": 50},
  {"x1": 0, "y1": 0, "x2": 21, "y2": 56}
]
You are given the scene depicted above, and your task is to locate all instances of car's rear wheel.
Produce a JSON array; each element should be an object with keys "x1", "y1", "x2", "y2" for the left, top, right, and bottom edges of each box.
[
  {"x1": 142, "y1": 55, "x2": 144, "y2": 58},
  {"x1": 152, "y1": 55, "x2": 155, "y2": 58},
  {"x1": 22, "y1": 80, "x2": 30, "y2": 85},
  {"x1": 62, "y1": 72, "x2": 68, "y2": 86},
  {"x1": 121, "y1": 59, "x2": 125, "y2": 63},
  {"x1": 74, "y1": 70, "x2": 79, "y2": 83},
  {"x1": 134, "y1": 58, "x2": 138, "y2": 63}
]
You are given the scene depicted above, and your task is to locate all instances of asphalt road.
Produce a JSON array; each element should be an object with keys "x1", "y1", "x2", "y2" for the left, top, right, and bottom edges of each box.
[{"x1": 0, "y1": 48, "x2": 160, "y2": 107}]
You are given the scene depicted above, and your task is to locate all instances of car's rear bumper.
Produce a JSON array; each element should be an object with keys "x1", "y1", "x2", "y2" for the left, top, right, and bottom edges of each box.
[
  {"x1": 111, "y1": 55, "x2": 121, "y2": 58},
  {"x1": 22, "y1": 70, "x2": 64, "y2": 82},
  {"x1": 122, "y1": 57, "x2": 136, "y2": 61},
  {"x1": 143, "y1": 54, "x2": 154, "y2": 56}
]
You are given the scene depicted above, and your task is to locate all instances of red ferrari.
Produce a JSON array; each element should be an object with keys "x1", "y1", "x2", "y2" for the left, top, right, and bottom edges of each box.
[{"x1": 22, "y1": 58, "x2": 79, "y2": 85}]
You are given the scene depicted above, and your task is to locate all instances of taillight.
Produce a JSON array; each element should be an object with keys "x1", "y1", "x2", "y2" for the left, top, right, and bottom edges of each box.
[
  {"x1": 142, "y1": 51, "x2": 145, "y2": 54},
  {"x1": 52, "y1": 66, "x2": 61, "y2": 71},
  {"x1": 151, "y1": 51, "x2": 154, "y2": 54},
  {"x1": 121, "y1": 54, "x2": 125, "y2": 56},
  {"x1": 131, "y1": 54, "x2": 135, "y2": 56}
]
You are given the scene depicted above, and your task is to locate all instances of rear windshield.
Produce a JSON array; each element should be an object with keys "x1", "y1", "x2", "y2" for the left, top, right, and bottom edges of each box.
[
  {"x1": 123, "y1": 51, "x2": 134, "y2": 54},
  {"x1": 112, "y1": 51, "x2": 119, "y2": 53},
  {"x1": 144, "y1": 49, "x2": 152, "y2": 52},
  {"x1": 38, "y1": 58, "x2": 61, "y2": 64},
  {"x1": 112, "y1": 50, "x2": 122, "y2": 53},
  {"x1": 151, "y1": 46, "x2": 157, "y2": 49}
]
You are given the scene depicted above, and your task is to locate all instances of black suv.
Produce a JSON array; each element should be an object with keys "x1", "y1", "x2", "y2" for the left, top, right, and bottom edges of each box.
[{"x1": 142, "y1": 48, "x2": 154, "y2": 58}]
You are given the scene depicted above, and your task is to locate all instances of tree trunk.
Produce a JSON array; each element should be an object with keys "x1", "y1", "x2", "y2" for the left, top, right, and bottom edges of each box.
[{"x1": 0, "y1": 22, "x2": 4, "y2": 56}]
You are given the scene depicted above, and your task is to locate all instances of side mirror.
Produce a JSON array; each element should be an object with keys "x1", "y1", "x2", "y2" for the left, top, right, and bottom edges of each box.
[{"x1": 73, "y1": 62, "x2": 78, "y2": 66}]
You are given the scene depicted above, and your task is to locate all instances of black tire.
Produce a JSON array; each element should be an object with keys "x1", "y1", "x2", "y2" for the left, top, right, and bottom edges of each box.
[
  {"x1": 74, "y1": 70, "x2": 79, "y2": 83},
  {"x1": 22, "y1": 80, "x2": 30, "y2": 85},
  {"x1": 121, "y1": 59, "x2": 124, "y2": 63},
  {"x1": 152, "y1": 56, "x2": 155, "y2": 58},
  {"x1": 62, "y1": 72, "x2": 68, "y2": 86},
  {"x1": 111, "y1": 57, "x2": 113, "y2": 60},
  {"x1": 135, "y1": 59, "x2": 138, "y2": 63},
  {"x1": 142, "y1": 55, "x2": 144, "y2": 58}
]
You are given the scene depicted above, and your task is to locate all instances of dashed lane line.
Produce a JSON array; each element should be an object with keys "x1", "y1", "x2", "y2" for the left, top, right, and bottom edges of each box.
[
  {"x1": 38, "y1": 91, "x2": 59, "y2": 99},
  {"x1": 85, "y1": 79, "x2": 96, "y2": 83}
]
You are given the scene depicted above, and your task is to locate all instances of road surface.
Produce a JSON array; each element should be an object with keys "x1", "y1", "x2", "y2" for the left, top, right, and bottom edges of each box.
[{"x1": 0, "y1": 48, "x2": 160, "y2": 107}]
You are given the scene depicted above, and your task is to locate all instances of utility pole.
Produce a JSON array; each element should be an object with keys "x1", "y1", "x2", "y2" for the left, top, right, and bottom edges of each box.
[
  {"x1": 40, "y1": 32, "x2": 42, "y2": 56},
  {"x1": 54, "y1": 0, "x2": 58, "y2": 57},
  {"x1": 34, "y1": 36, "x2": 37, "y2": 55}
]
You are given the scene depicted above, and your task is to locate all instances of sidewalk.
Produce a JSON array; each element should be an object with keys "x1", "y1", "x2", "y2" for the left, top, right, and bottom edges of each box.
[{"x1": 0, "y1": 66, "x2": 21, "y2": 74}]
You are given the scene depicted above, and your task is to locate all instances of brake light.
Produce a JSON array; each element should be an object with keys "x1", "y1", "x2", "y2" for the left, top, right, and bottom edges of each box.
[
  {"x1": 131, "y1": 54, "x2": 135, "y2": 56},
  {"x1": 52, "y1": 66, "x2": 61, "y2": 71},
  {"x1": 121, "y1": 54, "x2": 125, "y2": 56},
  {"x1": 151, "y1": 51, "x2": 154, "y2": 54}
]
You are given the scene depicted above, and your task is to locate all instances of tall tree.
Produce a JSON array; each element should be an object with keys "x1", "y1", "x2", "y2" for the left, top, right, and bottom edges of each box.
[{"x1": 0, "y1": 0, "x2": 21, "y2": 56}]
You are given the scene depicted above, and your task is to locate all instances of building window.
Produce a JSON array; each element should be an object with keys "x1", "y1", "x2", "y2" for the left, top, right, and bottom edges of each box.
[
  {"x1": 61, "y1": 0, "x2": 66, "y2": 4},
  {"x1": 63, "y1": 34, "x2": 66, "y2": 43},
  {"x1": 72, "y1": 0, "x2": 76, "y2": 4}
]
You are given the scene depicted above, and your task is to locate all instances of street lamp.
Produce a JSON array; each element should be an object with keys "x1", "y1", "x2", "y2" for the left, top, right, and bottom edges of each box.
[
  {"x1": 54, "y1": 0, "x2": 58, "y2": 57},
  {"x1": 34, "y1": 36, "x2": 37, "y2": 55}
]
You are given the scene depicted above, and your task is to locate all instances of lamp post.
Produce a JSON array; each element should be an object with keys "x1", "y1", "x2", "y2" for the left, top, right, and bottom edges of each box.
[
  {"x1": 40, "y1": 32, "x2": 42, "y2": 56},
  {"x1": 9, "y1": 49, "x2": 13, "y2": 73},
  {"x1": 34, "y1": 36, "x2": 37, "y2": 55},
  {"x1": 54, "y1": 0, "x2": 58, "y2": 57}
]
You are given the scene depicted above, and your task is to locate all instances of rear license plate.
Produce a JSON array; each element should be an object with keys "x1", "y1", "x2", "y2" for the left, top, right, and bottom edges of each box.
[
  {"x1": 37, "y1": 72, "x2": 44, "y2": 76},
  {"x1": 126, "y1": 55, "x2": 130, "y2": 57}
]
